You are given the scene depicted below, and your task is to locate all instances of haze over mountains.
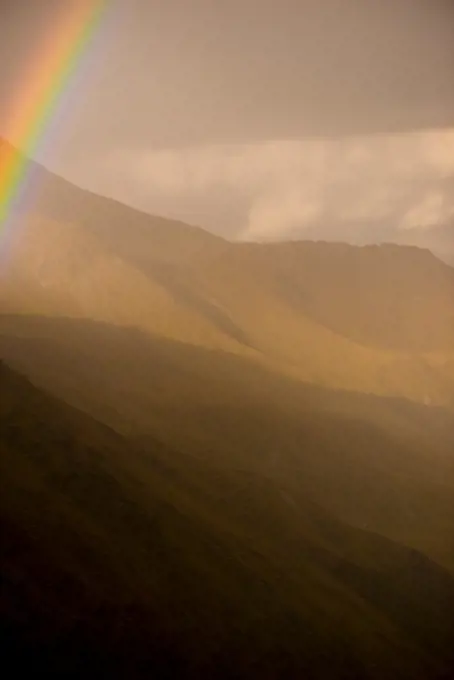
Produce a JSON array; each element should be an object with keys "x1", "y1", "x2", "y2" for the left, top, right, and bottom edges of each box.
[
  {"x1": 1, "y1": 138, "x2": 454, "y2": 678},
  {"x1": 2, "y1": 137, "x2": 454, "y2": 405},
  {"x1": 100, "y1": 129, "x2": 454, "y2": 261}
]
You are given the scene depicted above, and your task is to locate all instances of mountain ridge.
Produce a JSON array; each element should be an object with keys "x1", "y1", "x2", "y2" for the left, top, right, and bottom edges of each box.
[{"x1": 2, "y1": 135, "x2": 452, "y2": 264}]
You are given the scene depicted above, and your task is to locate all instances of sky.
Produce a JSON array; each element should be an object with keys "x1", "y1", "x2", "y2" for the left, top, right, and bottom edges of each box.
[{"x1": 0, "y1": 0, "x2": 453, "y2": 253}]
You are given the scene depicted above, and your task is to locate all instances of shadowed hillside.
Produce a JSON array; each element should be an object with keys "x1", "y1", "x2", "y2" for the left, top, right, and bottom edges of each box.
[
  {"x1": 1, "y1": 361, "x2": 454, "y2": 679},
  {"x1": 1, "y1": 315, "x2": 453, "y2": 573}
]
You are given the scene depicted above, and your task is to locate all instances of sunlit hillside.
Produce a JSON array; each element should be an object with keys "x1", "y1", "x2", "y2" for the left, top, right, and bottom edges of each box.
[{"x1": 2, "y1": 140, "x2": 454, "y2": 408}]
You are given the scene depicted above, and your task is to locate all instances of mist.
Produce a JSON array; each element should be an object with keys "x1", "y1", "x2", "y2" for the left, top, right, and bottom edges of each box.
[{"x1": 96, "y1": 129, "x2": 454, "y2": 248}]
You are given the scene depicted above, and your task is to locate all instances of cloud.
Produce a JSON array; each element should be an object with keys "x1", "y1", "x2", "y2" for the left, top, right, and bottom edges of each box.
[
  {"x1": 400, "y1": 191, "x2": 452, "y2": 231},
  {"x1": 243, "y1": 185, "x2": 323, "y2": 241},
  {"x1": 102, "y1": 128, "x2": 454, "y2": 243}
]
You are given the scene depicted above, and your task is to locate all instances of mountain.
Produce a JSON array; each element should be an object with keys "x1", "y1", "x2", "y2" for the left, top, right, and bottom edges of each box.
[
  {"x1": 2, "y1": 138, "x2": 454, "y2": 407},
  {"x1": 2, "y1": 360, "x2": 454, "y2": 679},
  {"x1": 1, "y1": 139, "x2": 454, "y2": 677}
]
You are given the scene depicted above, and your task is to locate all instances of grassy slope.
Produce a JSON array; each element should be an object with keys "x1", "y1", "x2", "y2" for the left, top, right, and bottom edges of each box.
[{"x1": 1, "y1": 361, "x2": 454, "y2": 679}]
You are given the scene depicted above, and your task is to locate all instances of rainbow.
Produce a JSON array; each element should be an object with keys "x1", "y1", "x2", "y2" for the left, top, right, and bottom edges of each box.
[{"x1": 0, "y1": 0, "x2": 109, "y2": 234}]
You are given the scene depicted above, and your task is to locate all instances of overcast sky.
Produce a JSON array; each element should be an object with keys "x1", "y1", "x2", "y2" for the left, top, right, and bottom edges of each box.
[{"x1": 1, "y1": 0, "x2": 453, "y2": 252}]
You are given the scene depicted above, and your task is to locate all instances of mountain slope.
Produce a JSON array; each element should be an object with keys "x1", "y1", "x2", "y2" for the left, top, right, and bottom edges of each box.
[
  {"x1": 197, "y1": 239, "x2": 454, "y2": 352},
  {"x1": 1, "y1": 215, "x2": 249, "y2": 353},
  {"x1": 1, "y1": 315, "x2": 453, "y2": 574},
  {"x1": 0, "y1": 137, "x2": 224, "y2": 266},
  {"x1": 185, "y1": 240, "x2": 454, "y2": 404},
  {"x1": 1, "y1": 360, "x2": 454, "y2": 679},
  {"x1": 3, "y1": 215, "x2": 454, "y2": 407},
  {"x1": 2, "y1": 137, "x2": 454, "y2": 406}
]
